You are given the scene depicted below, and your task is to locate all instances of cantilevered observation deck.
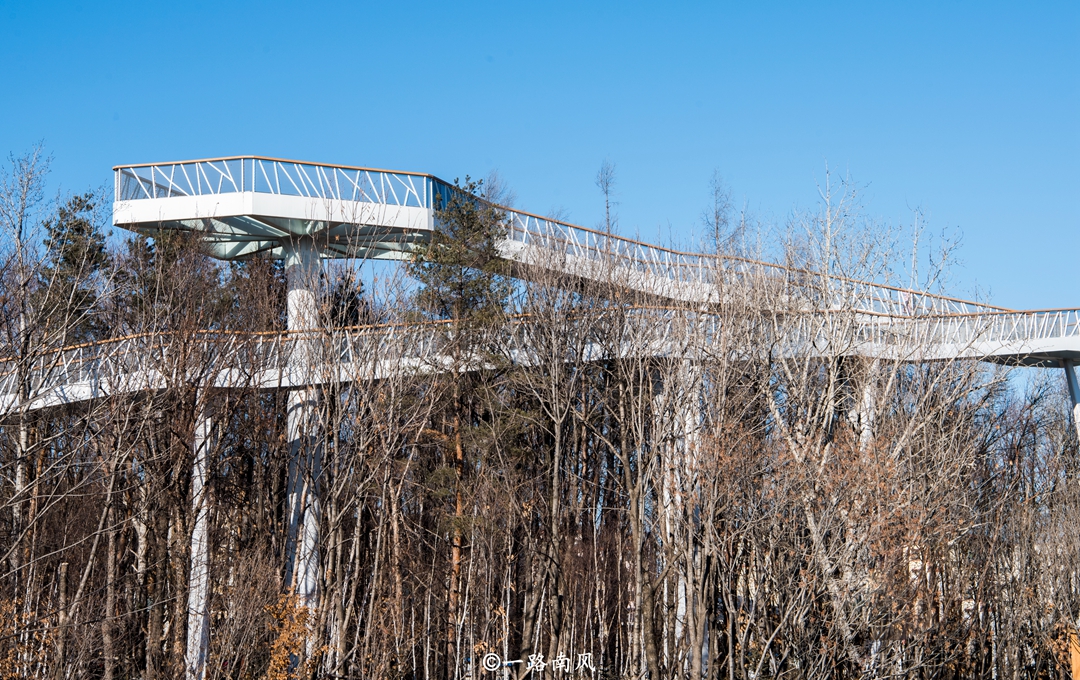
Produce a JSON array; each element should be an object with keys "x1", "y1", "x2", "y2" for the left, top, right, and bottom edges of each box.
[{"x1": 114, "y1": 157, "x2": 436, "y2": 261}]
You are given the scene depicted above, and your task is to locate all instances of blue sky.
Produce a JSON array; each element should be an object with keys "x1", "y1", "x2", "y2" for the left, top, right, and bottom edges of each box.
[{"x1": 1, "y1": 1, "x2": 1076, "y2": 309}]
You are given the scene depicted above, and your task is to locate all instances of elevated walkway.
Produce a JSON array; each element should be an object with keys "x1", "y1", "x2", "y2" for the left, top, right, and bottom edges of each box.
[
  {"x1": 1, "y1": 156, "x2": 1076, "y2": 414},
  {"x1": 3, "y1": 305, "x2": 1080, "y2": 413},
  {"x1": 113, "y1": 156, "x2": 1004, "y2": 314}
]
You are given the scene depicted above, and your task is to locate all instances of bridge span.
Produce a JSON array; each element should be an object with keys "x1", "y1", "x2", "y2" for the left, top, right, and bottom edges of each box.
[
  {"x1": 4, "y1": 155, "x2": 1079, "y2": 437},
  {"x1": 3, "y1": 156, "x2": 1077, "y2": 680}
]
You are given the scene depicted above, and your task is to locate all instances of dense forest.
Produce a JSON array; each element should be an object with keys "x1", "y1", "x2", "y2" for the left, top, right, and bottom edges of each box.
[{"x1": 2, "y1": 147, "x2": 1079, "y2": 679}]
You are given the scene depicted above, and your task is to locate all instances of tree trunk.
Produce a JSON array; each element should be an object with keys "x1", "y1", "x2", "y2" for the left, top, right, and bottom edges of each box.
[
  {"x1": 448, "y1": 400, "x2": 465, "y2": 678},
  {"x1": 52, "y1": 562, "x2": 68, "y2": 680},
  {"x1": 102, "y1": 505, "x2": 117, "y2": 680}
]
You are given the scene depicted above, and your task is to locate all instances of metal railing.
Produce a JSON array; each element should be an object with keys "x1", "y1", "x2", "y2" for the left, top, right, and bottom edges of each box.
[
  {"x1": 498, "y1": 211, "x2": 1003, "y2": 317},
  {"x1": 114, "y1": 157, "x2": 1009, "y2": 321},
  {"x1": 5, "y1": 306, "x2": 1080, "y2": 410},
  {"x1": 857, "y1": 307, "x2": 1080, "y2": 352},
  {"x1": 116, "y1": 157, "x2": 432, "y2": 208},
  {"x1": 0, "y1": 321, "x2": 452, "y2": 405}
]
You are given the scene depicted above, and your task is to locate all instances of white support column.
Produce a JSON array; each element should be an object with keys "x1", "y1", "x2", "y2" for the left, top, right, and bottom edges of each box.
[
  {"x1": 186, "y1": 404, "x2": 212, "y2": 680},
  {"x1": 680, "y1": 360, "x2": 706, "y2": 677},
  {"x1": 284, "y1": 388, "x2": 319, "y2": 600},
  {"x1": 858, "y1": 377, "x2": 876, "y2": 451},
  {"x1": 297, "y1": 440, "x2": 323, "y2": 608},
  {"x1": 282, "y1": 237, "x2": 323, "y2": 614},
  {"x1": 1063, "y1": 359, "x2": 1080, "y2": 444},
  {"x1": 650, "y1": 372, "x2": 675, "y2": 670},
  {"x1": 848, "y1": 358, "x2": 877, "y2": 452}
]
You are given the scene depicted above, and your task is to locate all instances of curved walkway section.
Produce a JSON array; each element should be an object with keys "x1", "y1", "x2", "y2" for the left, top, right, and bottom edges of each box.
[
  {"x1": 114, "y1": 156, "x2": 1005, "y2": 314},
  {"x1": 0, "y1": 156, "x2": 1069, "y2": 414},
  {"x1": 4, "y1": 306, "x2": 1080, "y2": 413}
]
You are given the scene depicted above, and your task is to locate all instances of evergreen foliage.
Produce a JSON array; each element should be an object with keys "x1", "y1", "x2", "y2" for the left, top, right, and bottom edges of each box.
[
  {"x1": 409, "y1": 177, "x2": 510, "y2": 330},
  {"x1": 322, "y1": 268, "x2": 374, "y2": 328},
  {"x1": 39, "y1": 191, "x2": 109, "y2": 341}
]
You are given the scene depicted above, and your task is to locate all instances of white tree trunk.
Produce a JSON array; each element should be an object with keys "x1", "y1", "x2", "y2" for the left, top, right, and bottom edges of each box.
[{"x1": 186, "y1": 408, "x2": 212, "y2": 680}]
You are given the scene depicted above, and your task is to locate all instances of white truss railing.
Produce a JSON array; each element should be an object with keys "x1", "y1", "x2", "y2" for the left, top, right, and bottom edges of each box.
[
  {"x1": 854, "y1": 308, "x2": 1080, "y2": 361},
  {"x1": 116, "y1": 157, "x2": 432, "y2": 208},
  {"x1": 114, "y1": 157, "x2": 1006, "y2": 319},
  {"x1": 4, "y1": 306, "x2": 1080, "y2": 412},
  {"x1": 0, "y1": 321, "x2": 448, "y2": 411}
]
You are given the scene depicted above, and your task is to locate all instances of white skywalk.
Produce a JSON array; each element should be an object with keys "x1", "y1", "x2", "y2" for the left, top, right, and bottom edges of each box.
[{"x1": 1, "y1": 155, "x2": 1076, "y2": 414}]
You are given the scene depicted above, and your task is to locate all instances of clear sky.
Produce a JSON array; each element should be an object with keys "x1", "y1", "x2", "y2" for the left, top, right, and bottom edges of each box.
[{"x1": 1, "y1": 1, "x2": 1076, "y2": 309}]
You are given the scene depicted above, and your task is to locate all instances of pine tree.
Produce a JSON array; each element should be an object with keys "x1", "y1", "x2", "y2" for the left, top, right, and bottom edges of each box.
[
  {"x1": 410, "y1": 178, "x2": 509, "y2": 328},
  {"x1": 323, "y1": 268, "x2": 374, "y2": 328},
  {"x1": 408, "y1": 177, "x2": 510, "y2": 677},
  {"x1": 40, "y1": 191, "x2": 109, "y2": 342}
]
